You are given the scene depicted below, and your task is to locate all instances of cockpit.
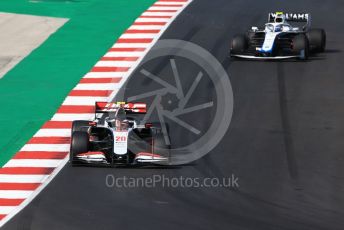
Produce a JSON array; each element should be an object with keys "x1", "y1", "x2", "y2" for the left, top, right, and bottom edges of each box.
[
  {"x1": 106, "y1": 108, "x2": 130, "y2": 131},
  {"x1": 265, "y1": 23, "x2": 292, "y2": 33}
]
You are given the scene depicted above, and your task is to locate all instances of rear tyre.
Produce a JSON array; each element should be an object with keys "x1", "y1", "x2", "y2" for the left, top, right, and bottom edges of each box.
[
  {"x1": 70, "y1": 131, "x2": 89, "y2": 165},
  {"x1": 307, "y1": 29, "x2": 326, "y2": 52},
  {"x1": 230, "y1": 34, "x2": 248, "y2": 55},
  {"x1": 71, "y1": 120, "x2": 90, "y2": 133},
  {"x1": 292, "y1": 34, "x2": 309, "y2": 60}
]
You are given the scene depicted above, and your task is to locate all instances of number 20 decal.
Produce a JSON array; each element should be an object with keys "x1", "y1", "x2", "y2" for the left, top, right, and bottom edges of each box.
[{"x1": 116, "y1": 136, "x2": 127, "y2": 142}]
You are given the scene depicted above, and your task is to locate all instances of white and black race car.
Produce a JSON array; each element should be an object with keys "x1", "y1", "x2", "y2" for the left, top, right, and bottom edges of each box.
[
  {"x1": 69, "y1": 102, "x2": 170, "y2": 166},
  {"x1": 230, "y1": 12, "x2": 326, "y2": 60}
]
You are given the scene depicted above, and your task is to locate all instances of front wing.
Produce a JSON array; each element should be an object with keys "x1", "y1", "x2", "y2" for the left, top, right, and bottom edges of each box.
[
  {"x1": 72, "y1": 151, "x2": 169, "y2": 166},
  {"x1": 231, "y1": 54, "x2": 300, "y2": 60}
]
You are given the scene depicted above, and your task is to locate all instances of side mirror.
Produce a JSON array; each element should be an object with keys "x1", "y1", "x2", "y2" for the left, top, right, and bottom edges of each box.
[{"x1": 251, "y1": 26, "x2": 258, "y2": 32}]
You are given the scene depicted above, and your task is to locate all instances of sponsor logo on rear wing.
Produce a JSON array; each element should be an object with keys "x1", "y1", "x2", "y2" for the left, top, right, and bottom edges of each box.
[
  {"x1": 285, "y1": 13, "x2": 310, "y2": 22},
  {"x1": 95, "y1": 102, "x2": 147, "y2": 114},
  {"x1": 268, "y1": 12, "x2": 311, "y2": 22}
]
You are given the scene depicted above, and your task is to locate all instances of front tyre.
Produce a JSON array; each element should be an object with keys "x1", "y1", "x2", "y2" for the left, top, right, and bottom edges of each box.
[
  {"x1": 307, "y1": 29, "x2": 326, "y2": 52},
  {"x1": 292, "y1": 34, "x2": 310, "y2": 60},
  {"x1": 70, "y1": 131, "x2": 89, "y2": 165},
  {"x1": 230, "y1": 34, "x2": 248, "y2": 55},
  {"x1": 71, "y1": 120, "x2": 90, "y2": 133}
]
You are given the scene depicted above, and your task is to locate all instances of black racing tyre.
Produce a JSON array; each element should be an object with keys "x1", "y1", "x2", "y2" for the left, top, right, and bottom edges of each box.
[
  {"x1": 292, "y1": 34, "x2": 310, "y2": 60},
  {"x1": 307, "y1": 29, "x2": 326, "y2": 52},
  {"x1": 70, "y1": 131, "x2": 89, "y2": 164},
  {"x1": 230, "y1": 34, "x2": 248, "y2": 55},
  {"x1": 71, "y1": 120, "x2": 90, "y2": 133}
]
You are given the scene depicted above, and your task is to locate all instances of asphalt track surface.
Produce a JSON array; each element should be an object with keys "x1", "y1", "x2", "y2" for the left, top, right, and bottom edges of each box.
[{"x1": 4, "y1": 0, "x2": 344, "y2": 229}]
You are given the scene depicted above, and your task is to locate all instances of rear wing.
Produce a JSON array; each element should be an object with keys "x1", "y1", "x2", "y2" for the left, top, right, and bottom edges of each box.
[
  {"x1": 268, "y1": 12, "x2": 311, "y2": 30},
  {"x1": 95, "y1": 102, "x2": 147, "y2": 114}
]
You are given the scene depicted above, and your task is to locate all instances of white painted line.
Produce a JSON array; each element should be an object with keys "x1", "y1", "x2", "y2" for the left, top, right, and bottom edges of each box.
[
  {"x1": 74, "y1": 83, "x2": 120, "y2": 90},
  {"x1": 129, "y1": 25, "x2": 164, "y2": 30},
  {"x1": 120, "y1": 33, "x2": 157, "y2": 39},
  {"x1": 84, "y1": 72, "x2": 123, "y2": 78},
  {"x1": 135, "y1": 18, "x2": 170, "y2": 22},
  {"x1": 0, "y1": 191, "x2": 33, "y2": 199},
  {"x1": 112, "y1": 43, "x2": 150, "y2": 48},
  {"x1": 95, "y1": 61, "x2": 138, "y2": 68},
  {"x1": 20, "y1": 144, "x2": 70, "y2": 152},
  {"x1": 95, "y1": 61, "x2": 136, "y2": 67},
  {"x1": 155, "y1": 1, "x2": 186, "y2": 5},
  {"x1": 4, "y1": 159, "x2": 63, "y2": 168},
  {"x1": 63, "y1": 96, "x2": 109, "y2": 105},
  {"x1": 148, "y1": 7, "x2": 181, "y2": 10},
  {"x1": 0, "y1": 190, "x2": 33, "y2": 199},
  {"x1": 0, "y1": 207, "x2": 17, "y2": 215},
  {"x1": 51, "y1": 113, "x2": 94, "y2": 121},
  {"x1": 34, "y1": 129, "x2": 71, "y2": 137},
  {"x1": 104, "y1": 51, "x2": 145, "y2": 57},
  {"x1": 0, "y1": 175, "x2": 49, "y2": 183},
  {"x1": 142, "y1": 12, "x2": 175, "y2": 16}
]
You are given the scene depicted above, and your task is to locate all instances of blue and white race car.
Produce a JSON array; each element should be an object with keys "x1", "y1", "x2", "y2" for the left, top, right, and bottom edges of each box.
[{"x1": 230, "y1": 12, "x2": 326, "y2": 60}]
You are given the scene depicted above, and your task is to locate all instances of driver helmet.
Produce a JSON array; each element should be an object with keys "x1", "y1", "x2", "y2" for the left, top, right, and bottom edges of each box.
[
  {"x1": 274, "y1": 13, "x2": 286, "y2": 23},
  {"x1": 106, "y1": 107, "x2": 129, "y2": 131},
  {"x1": 106, "y1": 118, "x2": 129, "y2": 130}
]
